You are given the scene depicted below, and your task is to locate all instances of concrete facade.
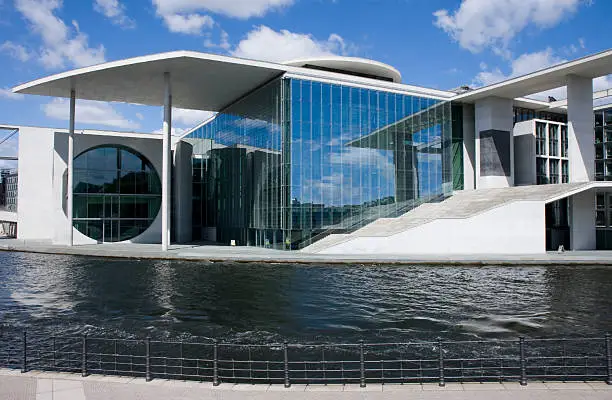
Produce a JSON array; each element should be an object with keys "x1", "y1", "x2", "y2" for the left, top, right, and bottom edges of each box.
[
  {"x1": 475, "y1": 97, "x2": 515, "y2": 189},
  {"x1": 570, "y1": 189, "x2": 597, "y2": 250},
  {"x1": 17, "y1": 127, "x2": 192, "y2": 246}
]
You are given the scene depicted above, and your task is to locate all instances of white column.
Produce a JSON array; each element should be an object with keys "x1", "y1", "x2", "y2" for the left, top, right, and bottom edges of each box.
[
  {"x1": 161, "y1": 72, "x2": 172, "y2": 251},
  {"x1": 570, "y1": 190, "x2": 596, "y2": 250},
  {"x1": 567, "y1": 74, "x2": 594, "y2": 182},
  {"x1": 67, "y1": 89, "x2": 76, "y2": 246}
]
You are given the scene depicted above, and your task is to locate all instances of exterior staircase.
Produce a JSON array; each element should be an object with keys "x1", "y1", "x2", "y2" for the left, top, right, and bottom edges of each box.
[{"x1": 301, "y1": 183, "x2": 596, "y2": 254}]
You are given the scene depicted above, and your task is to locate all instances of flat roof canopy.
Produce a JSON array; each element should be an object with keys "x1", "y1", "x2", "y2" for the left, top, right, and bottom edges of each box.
[
  {"x1": 454, "y1": 49, "x2": 612, "y2": 103},
  {"x1": 12, "y1": 51, "x2": 287, "y2": 111}
]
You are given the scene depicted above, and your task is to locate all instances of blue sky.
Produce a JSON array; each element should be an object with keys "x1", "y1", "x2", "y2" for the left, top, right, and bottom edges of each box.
[{"x1": 0, "y1": 0, "x2": 611, "y2": 167}]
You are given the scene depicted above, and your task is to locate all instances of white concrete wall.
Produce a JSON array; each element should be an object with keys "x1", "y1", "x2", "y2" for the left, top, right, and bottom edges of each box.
[
  {"x1": 173, "y1": 140, "x2": 193, "y2": 243},
  {"x1": 462, "y1": 104, "x2": 476, "y2": 191},
  {"x1": 567, "y1": 75, "x2": 594, "y2": 182},
  {"x1": 475, "y1": 96, "x2": 514, "y2": 189},
  {"x1": 321, "y1": 201, "x2": 546, "y2": 255},
  {"x1": 570, "y1": 190, "x2": 596, "y2": 250},
  {"x1": 52, "y1": 131, "x2": 163, "y2": 245},
  {"x1": 17, "y1": 127, "x2": 56, "y2": 240},
  {"x1": 513, "y1": 120, "x2": 536, "y2": 186}
]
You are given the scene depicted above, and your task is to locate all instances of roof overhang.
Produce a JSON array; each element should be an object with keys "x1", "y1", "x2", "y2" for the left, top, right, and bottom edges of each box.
[
  {"x1": 12, "y1": 51, "x2": 287, "y2": 111},
  {"x1": 454, "y1": 49, "x2": 612, "y2": 103}
]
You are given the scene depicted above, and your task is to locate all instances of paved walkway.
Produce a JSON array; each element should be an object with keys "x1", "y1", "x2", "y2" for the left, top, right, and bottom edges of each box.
[
  {"x1": 1, "y1": 370, "x2": 611, "y2": 400},
  {"x1": 2, "y1": 239, "x2": 612, "y2": 265}
]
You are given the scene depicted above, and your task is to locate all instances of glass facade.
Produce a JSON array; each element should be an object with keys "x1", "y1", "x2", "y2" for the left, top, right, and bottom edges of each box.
[
  {"x1": 185, "y1": 77, "x2": 454, "y2": 249},
  {"x1": 73, "y1": 145, "x2": 162, "y2": 242},
  {"x1": 595, "y1": 108, "x2": 612, "y2": 249},
  {"x1": 595, "y1": 108, "x2": 612, "y2": 181}
]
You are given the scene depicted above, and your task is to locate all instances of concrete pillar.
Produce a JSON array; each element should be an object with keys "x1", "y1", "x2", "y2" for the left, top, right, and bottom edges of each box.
[
  {"x1": 570, "y1": 190, "x2": 596, "y2": 250},
  {"x1": 462, "y1": 104, "x2": 476, "y2": 190},
  {"x1": 567, "y1": 75, "x2": 594, "y2": 182},
  {"x1": 67, "y1": 89, "x2": 75, "y2": 246},
  {"x1": 474, "y1": 97, "x2": 514, "y2": 189},
  {"x1": 161, "y1": 72, "x2": 172, "y2": 251}
]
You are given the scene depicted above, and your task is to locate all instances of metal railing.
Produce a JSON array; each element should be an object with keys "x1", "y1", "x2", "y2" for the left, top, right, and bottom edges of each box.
[{"x1": 1, "y1": 330, "x2": 611, "y2": 386}]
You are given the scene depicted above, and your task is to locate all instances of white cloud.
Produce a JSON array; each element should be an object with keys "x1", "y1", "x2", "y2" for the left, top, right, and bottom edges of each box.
[
  {"x1": 43, "y1": 98, "x2": 140, "y2": 130},
  {"x1": 172, "y1": 108, "x2": 216, "y2": 127},
  {"x1": 473, "y1": 47, "x2": 612, "y2": 100},
  {"x1": 231, "y1": 25, "x2": 350, "y2": 62},
  {"x1": 0, "y1": 88, "x2": 25, "y2": 100},
  {"x1": 15, "y1": 0, "x2": 105, "y2": 69},
  {"x1": 0, "y1": 41, "x2": 32, "y2": 61},
  {"x1": 161, "y1": 13, "x2": 214, "y2": 35},
  {"x1": 153, "y1": 127, "x2": 186, "y2": 136},
  {"x1": 204, "y1": 30, "x2": 230, "y2": 50},
  {"x1": 473, "y1": 48, "x2": 565, "y2": 87},
  {"x1": 152, "y1": 0, "x2": 293, "y2": 36},
  {"x1": 94, "y1": 0, "x2": 135, "y2": 29},
  {"x1": 152, "y1": 0, "x2": 294, "y2": 20},
  {"x1": 434, "y1": 0, "x2": 583, "y2": 55}
]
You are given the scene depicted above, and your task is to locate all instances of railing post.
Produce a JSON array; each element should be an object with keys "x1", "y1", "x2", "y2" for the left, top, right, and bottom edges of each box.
[
  {"x1": 438, "y1": 338, "x2": 445, "y2": 387},
  {"x1": 519, "y1": 337, "x2": 527, "y2": 386},
  {"x1": 213, "y1": 340, "x2": 219, "y2": 386},
  {"x1": 81, "y1": 334, "x2": 87, "y2": 377},
  {"x1": 21, "y1": 330, "x2": 26, "y2": 373},
  {"x1": 360, "y1": 341, "x2": 366, "y2": 388},
  {"x1": 606, "y1": 334, "x2": 611, "y2": 385},
  {"x1": 145, "y1": 336, "x2": 151, "y2": 382},
  {"x1": 283, "y1": 342, "x2": 290, "y2": 388}
]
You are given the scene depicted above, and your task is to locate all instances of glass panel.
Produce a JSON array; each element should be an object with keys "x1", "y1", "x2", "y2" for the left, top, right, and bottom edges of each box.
[
  {"x1": 183, "y1": 77, "x2": 454, "y2": 249},
  {"x1": 597, "y1": 193, "x2": 606, "y2": 209},
  {"x1": 72, "y1": 145, "x2": 161, "y2": 242},
  {"x1": 596, "y1": 210, "x2": 606, "y2": 227}
]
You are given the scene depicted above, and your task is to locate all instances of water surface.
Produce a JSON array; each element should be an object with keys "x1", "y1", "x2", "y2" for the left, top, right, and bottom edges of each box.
[{"x1": 0, "y1": 251, "x2": 610, "y2": 343}]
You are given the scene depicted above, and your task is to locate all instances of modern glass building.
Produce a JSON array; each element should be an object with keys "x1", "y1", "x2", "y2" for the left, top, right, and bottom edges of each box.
[
  {"x1": 11, "y1": 49, "x2": 612, "y2": 254},
  {"x1": 184, "y1": 77, "x2": 455, "y2": 249}
]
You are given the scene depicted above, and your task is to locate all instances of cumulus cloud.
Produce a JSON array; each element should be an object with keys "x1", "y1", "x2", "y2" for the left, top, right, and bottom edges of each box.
[
  {"x1": 14, "y1": 0, "x2": 105, "y2": 69},
  {"x1": 434, "y1": 0, "x2": 584, "y2": 55},
  {"x1": 204, "y1": 30, "x2": 231, "y2": 51},
  {"x1": 0, "y1": 88, "x2": 25, "y2": 100},
  {"x1": 0, "y1": 41, "x2": 33, "y2": 62},
  {"x1": 152, "y1": 0, "x2": 294, "y2": 20},
  {"x1": 231, "y1": 25, "x2": 351, "y2": 62},
  {"x1": 172, "y1": 108, "x2": 216, "y2": 127},
  {"x1": 473, "y1": 48, "x2": 565, "y2": 87},
  {"x1": 43, "y1": 98, "x2": 140, "y2": 130},
  {"x1": 161, "y1": 13, "x2": 214, "y2": 35},
  {"x1": 152, "y1": 0, "x2": 293, "y2": 36},
  {"x1": 93, "y1": 0, "x2": 135, "y2": 29},
  {"x1": 153, "y1": 126, "x2": 186, "y2": 136},
  {"x1": 473, "y1": 47, "x2": 612, "y2": 100}
]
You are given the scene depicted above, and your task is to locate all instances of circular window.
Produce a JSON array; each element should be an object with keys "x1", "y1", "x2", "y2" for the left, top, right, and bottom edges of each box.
[{"x1": 72, "y1": 145, "x2": 161, "y2": 242}]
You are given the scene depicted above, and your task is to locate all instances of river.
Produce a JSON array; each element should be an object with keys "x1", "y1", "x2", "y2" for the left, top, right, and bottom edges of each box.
[{"x1": 1, "y1": 251, "x2": 611, "y2": 343}]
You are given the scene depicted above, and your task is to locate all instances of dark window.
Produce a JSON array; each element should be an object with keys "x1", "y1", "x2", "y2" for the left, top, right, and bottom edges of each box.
[{"x1": 536, "y1": 122, "x2": 546, "y2": 156}]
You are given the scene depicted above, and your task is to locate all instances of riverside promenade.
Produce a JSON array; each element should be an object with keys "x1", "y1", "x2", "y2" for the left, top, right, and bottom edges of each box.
[
  {"x1": 1, "y1": 370, "x2": 611, "y2": 400},
  {"x1": 2, "y1": 239, "x2": 612, "y2": 265}
]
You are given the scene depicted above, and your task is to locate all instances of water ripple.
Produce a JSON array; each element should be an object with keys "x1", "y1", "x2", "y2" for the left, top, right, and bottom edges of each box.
[{"x1": 0, "y1": 252, "x2": 611, "y2": 343}]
